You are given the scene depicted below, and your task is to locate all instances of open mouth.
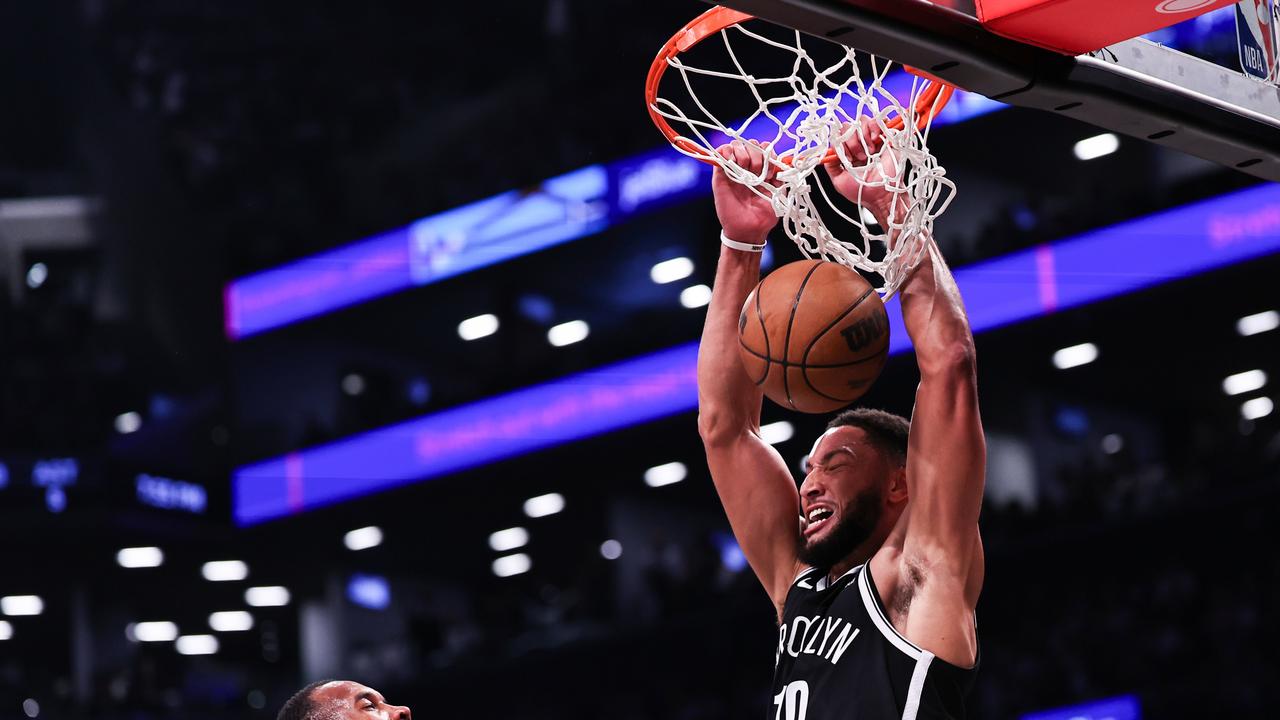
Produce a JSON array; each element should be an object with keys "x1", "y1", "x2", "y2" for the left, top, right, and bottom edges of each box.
[{"x1": 804, "y1": 506, "x2": 834, "y2": 537}]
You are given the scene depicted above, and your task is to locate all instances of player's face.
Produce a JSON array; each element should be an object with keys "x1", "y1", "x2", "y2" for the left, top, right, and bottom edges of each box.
[
  {"x1": 796, "y1": 426, "x2": 895, "y2": 566},
  {"x1": 309, "y1": 681, "x2": 412, "y2": 720}
]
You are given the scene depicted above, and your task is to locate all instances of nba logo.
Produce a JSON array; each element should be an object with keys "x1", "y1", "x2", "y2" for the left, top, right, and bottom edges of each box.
[{"x1": 1236, "y1": 0, "x2": 1278, "y2": 82}]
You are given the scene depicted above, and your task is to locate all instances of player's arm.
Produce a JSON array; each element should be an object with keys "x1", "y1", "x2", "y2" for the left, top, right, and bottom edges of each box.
[
  {"x1": 699, "y1": 140, "x2": 803, "y2": 613},
  {"x1": 826, "y1": 120, "x2": 985, "y2": 601}
]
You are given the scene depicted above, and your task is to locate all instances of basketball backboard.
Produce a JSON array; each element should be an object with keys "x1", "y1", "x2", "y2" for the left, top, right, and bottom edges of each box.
[{"x1": 708, "y1": 0, "x2": 1280, "y2": 181}]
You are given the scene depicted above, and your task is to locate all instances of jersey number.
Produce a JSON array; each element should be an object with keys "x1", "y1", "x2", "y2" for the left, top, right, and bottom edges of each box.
[{"x1": 772, "y1": 680, "x2": 810, "y2": 720}]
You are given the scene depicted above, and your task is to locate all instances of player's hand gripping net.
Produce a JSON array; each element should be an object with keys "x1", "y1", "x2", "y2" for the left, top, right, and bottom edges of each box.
[{"x1": 646, "y1": 7, "x2": 958, "y2": 299}]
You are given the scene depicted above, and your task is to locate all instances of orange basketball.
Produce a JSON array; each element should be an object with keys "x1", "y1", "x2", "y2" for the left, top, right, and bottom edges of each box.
[{"x1": 738, "y1": 260, "x2": 890, "y2": 414}]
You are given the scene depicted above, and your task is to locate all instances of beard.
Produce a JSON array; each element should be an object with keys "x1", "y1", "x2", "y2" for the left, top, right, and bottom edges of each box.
[{"x1": 796, "y1": 485, "x2": 883, "y2": 570}]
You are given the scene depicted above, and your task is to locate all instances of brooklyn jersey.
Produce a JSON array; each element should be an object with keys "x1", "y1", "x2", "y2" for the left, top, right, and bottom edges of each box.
[{"x1": 770, "y1": 563, "x2": 977, "y2": 720}]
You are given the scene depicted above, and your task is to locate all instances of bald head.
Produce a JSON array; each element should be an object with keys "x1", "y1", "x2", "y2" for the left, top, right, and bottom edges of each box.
[{"x1": 278, "y1": 680, "x2": 411, "y2": 720}]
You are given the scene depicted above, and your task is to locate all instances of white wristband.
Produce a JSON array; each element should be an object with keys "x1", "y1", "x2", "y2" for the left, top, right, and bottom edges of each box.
[{"x1": 720, "y1": 231, "x2": 766, "y2": 253}]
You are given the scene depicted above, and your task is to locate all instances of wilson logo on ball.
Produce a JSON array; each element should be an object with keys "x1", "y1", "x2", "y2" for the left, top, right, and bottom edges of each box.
[{"x1": 840, "y1": 312, "x2": 887, "y2": 353}]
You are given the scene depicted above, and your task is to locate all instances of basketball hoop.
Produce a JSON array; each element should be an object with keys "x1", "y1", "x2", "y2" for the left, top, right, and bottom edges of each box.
[{"x1": 646, "y1": 6, "x2": 958, "y2": 299}]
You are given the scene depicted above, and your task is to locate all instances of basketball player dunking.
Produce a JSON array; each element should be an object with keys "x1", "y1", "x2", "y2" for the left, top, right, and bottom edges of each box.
[{"x1": 700, "y1": 122, "x2": 984, "y2": 719}]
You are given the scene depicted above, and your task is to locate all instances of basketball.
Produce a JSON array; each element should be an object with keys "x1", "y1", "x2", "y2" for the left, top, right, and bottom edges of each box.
[{"x1": 738, "y1": 259, "x2": 890, "y2": 414}]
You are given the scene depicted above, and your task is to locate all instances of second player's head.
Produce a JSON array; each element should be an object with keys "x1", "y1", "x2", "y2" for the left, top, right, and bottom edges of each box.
[{"x1": 796, "y1": 408, "x2": 910, "y2": 569}]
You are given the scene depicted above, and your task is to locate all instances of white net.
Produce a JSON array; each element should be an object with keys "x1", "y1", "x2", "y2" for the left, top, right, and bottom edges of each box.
[{"x1": 650, "y1": 18, "x2": 957, "y2": 299}]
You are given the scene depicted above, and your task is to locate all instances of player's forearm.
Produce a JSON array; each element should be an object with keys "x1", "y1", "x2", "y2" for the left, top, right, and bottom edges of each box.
[
  {"x1": 899, "y1": 239, "x2": 976, "y2": 379},
  {"x1": 697, "y1": 243, "x2": 766, "y2": 444}
]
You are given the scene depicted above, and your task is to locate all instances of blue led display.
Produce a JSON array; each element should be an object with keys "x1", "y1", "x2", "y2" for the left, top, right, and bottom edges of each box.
[
  {"x1": 233, "y1": 184, "x2": 1280, "y2": 525},
  {"x1": 1021, "y1": 694, "x2": 1141, "y2": 720},
  {"x1": 234, "y1": 343, "x2": 701, "y2": 525}
]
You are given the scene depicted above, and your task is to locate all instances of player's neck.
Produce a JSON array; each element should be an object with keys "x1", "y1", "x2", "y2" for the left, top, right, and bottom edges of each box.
[{"x1": 827, "y1": 537, "x2": 882, "y2": 585}]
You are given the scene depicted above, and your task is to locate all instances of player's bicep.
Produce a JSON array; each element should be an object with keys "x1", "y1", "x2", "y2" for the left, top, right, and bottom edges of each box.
[
  {"x1": 901, "y1": 366, "x2": 985, "y2": 572},
  {"x1": 703, "y1": 431, "x2": 802, "y2": 605}
]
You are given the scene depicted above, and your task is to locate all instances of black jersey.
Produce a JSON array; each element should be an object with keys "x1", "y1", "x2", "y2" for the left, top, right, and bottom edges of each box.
[{"x1": 770, "y1": 563, "x2": 977, "y2": 720}]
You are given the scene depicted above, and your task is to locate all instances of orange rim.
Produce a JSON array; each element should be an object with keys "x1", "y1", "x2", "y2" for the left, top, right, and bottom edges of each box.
[{"x1": 646, "y1": 6, "x2": 955, "y2": 167}]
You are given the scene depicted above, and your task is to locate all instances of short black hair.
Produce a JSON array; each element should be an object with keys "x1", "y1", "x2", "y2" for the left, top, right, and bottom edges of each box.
[
  {"x1": 826, "y1": 408, "x2": 910, "y2": 466},
  {"x1": 277, "y1": 680, "x2": 336, "y2": 720}
]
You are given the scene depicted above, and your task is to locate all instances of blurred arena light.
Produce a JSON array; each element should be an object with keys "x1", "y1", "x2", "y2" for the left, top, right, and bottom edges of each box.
[
  {"x1": 127, "y1": 621, "x2": 178, "y2": 643},
  {"x1": 1237, "y1": 309, "x2": 1279, "y2": 336},
  {"x1": 1223, "y1": 369, "x2": 1267, "y2": 396},
  {"x1": 650, "y1": 256, "x2": 694, "y2": 284},
  {"x1": 341, "y1": 373, "x2": 366, "y2": 396},
  {"x1": 21, "y1": 699, "x2": 38, "y2": 719},
  {"x1": 488, "y1": 527, "x2": 529, "y2": 552},
  {"x1": 1101, "y1": 433, "x2": 1125, "y2": 455},
  {"x1": 343, "y1": 525, "x2": 383, "y2": 551},
  {"x1": 547, "y1": 320, "x2": 589, "y2": 347},
  {"x1": 1052, "y1": 342, "x2": 1099, "y2": 369},
  {"x1": 759, "y1": 421, "x2": 795, "y2": 445},
  {"x1": 116, "y1": 547, "x2": 164, "y2": 568},
  {"x1": 0, "y1": 620, "x2": 11, "y2": 640},
  {"x1": 113, "y1": 412, "x2": 142, "y2": 435},
  {"x1": 25, "y1": 263, "x2": 47, "y2": 289},
  {"x1": 244, "y1": 586, "x2": 290, "y2": 607},
  {"x1": 1, "y1": 596, "x2": 43, "y2": 616},
  {"x1": 679, "y1": 284, "x2": 712, "y2": 308},
  {"x1": 1073, "y1": 133, "x2": 1120, "y2": 160},
  {"x1": 347, "y1": 574, "x2": 391, "y2": 610},
  {"x1": 208, "y1": 611, "x2": 254, "y2": 632},
  {"x1": 600, "y1": 540, "x2": 623, "y2": 560},
  {"x1": 492, "y1": 553, "x2": 532, "y2": 577},
  {"x1": 175, "y1": 634, "x2": 219, "y2": 656},
  {"x1": 1241, "y1": 397, "x2": 1274, "y2": 420},
  {"x1": 643, "y1": 461, "x2": 687, "y2": 487},
  {"x1": 457, "y1": 313, "x2": 500, "y2": 341},
  {"x1": 524, "y1": 493, "x2": 565, "y2": 518},
  {"x1": 201, "y1": 560, "x2": 249, "y2": 582}
]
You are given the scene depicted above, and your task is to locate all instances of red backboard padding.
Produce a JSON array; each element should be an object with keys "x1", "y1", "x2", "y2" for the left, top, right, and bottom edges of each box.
[{"x1": 976, "y1": 0, "x2": 1238, "y2": 54}]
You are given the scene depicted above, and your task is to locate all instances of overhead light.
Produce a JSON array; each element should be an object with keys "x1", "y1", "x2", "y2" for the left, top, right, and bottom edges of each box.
[
  {"x1": 341, "y1": 373, "x2": 366, "y2": 396},
  {"x1": 488, "y1": 527, "x2": 529, "y2": 552},
  {"x1": 114, "y1": 412, "x2": 142, "y2": 435},
  {"x1": 650, "y1": 257, "x2": 694, "y2": 284},
  {"x1": 343, "y1": 526, "x2": 383, "y2": 551},
  {"x1": 523, "y1": 492, "x2": 565, "y2": 518},
  {"x1": 201, "y1": 560, "x2": 249, "y2": 582},
  {"x1": 22, "y1": 698, "x2": 38, "y2": 719},
  {"x1": 175, "y1": 634, "x2": 219, "y2": 656},
  {"x1": 116, "y1": 547, "x2": 164, "y2": 569},
  {"x1": 1101, "y1": 433, "x2": 1124, "y2": 455},
  {"x1": 0, "y1": 620, "x2": 12, "y2": 640},
  {"x1": 759, "y1": 421, "x2": 795, "y2": 445},
  {"x1": 600, "y1": 540, "x2": 623, "y2": 560},
  {"x1": 1073, "y1": 133, "x2": 1119, "y2": 160},
  {"x1": 1223, "y1": 369, "x2": 1267, "y2": 396},
  {"x1": 1, "y1": 596, "x2": 43, "y2": 616},
  {"x1": 1237, "y1": 310, "x2": 1279, "y2": 336},
  {"x1": 1242, "y1": 397, "x2": 1273, "y2": 420},
  {"x1": 643, "y1": 462, "x2": 687, "y2": 487},
  {"x1": 492, "y1": 553, "x2": 532, "y2": 577},
  {"x1": 25, "y1": 263, "x2": 48, "y2": 290},
  {"x1": 547, "y1": 320, "x2": 589, "y2": 347},
  {"x1": 208, "y1": 611, "x2": 254, "y2": 632},
  {"x1": 679, "y1": 284, "x2": 712, "y2": 309},
  {"x1": 127, "y1": 621, "x2": 178, "y2": 643},
  {"x1": 244, "y1": 586, "x2": 290, "y2": 607},
  {"x1": 1052, "y1": 342, "x2": 1099, "y2": 370},
  {"x1": 457, "y1": 313, "x2": 500, "y2": 341},
  {"x1": 347, "y1": 574, "x2": 391, "y2": 610}
]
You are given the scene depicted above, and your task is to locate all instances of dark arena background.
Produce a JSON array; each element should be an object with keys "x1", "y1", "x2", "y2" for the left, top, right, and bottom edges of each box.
[{"x1": 2, "y1": 2, "x2": 1279, "y2": 719}]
